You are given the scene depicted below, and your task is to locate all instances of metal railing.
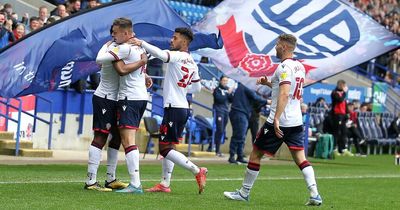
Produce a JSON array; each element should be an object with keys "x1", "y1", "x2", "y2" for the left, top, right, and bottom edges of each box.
[
  {"x1": 0, "y1": 95, "x2": 53, "y2": 155},
  {"x1": 33, "y1": 95, "x2": 54, "y2": 150}
]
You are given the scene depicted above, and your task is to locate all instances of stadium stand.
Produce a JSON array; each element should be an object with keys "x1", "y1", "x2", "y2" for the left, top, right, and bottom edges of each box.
[{"x1": 166, "y1": 0, "x2": 212, "y2": 25}]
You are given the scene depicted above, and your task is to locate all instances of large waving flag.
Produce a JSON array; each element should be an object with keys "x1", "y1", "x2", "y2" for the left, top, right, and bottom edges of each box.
[
  {"x1": 0, "y1": 0, "x2": 221, "y2": 98},
  {"x1": 194, "y1": 0, "x2": 399, "y2": 94}
]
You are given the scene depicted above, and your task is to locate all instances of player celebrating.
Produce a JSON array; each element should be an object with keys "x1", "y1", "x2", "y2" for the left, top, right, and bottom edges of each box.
[
  {"x1": 223, "y1": 34, "x2": 322, "y2": 206},
  {"x1": 131, "y1": 28, "x2": 208, "y2": 194},
  {"x1": 109, "y1": 18, "x2": 151, "y2": 194},
  {"x1": 84, "y1": 18, "x2": 146, "y2": 192}
]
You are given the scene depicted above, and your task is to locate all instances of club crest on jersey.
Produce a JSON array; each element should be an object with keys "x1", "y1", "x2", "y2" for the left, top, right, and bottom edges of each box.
[
  {"x1": 102, "y1": 109, "x2": 106, "y2": 114},
  {"x1": 122, "y1": 105, "x2": 127, "y2": 111},
  {"x1": 106, "y1": 123, "x2": 111, "y2": 130},
  {"x1": 168, "y1": 122, "x2": 173, "y2": 127},
  {"x1": 264, "y1": 128, "x2": 269, "y2": 134}
]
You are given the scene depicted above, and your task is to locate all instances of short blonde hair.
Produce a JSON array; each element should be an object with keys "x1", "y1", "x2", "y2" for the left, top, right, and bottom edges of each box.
[{"x1": 278, "y1": 33, "x2": 297, "y2": 51}]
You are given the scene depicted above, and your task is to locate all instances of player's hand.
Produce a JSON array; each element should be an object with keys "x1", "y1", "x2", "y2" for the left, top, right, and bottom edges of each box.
[
  {"x1": 273, "y1": 118, "x2": 284, "y2": 138},
  {"x1": 145, "y1": 74, "x2": 153, "y2": 89},
  {"x1": 129, "y1": 38, "x2": 143, "y2": 46},
  {"x1": 256, "y1": 76, "x2": 269, "y2": 86},
  {"x1": 5, "y1": 19, "x2": 13, "y2": 31},
  {"x1": 140, "y1": 53, "x2": 148, "y2": 64}
]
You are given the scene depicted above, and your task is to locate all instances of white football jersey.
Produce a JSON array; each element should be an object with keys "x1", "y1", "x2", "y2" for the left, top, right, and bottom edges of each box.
[
  {"x1": 118, "y1": 46, "x2": 148, "y2": 101},
  {"x1": 267, "y1": 58, "x2": 305, "y2": 127},
  {"x1": 94, "y1": 42, "x2": 130, "y2": 101},
  {"x1": 163, "y1": 50, "x2": 200, "y2": 108}
]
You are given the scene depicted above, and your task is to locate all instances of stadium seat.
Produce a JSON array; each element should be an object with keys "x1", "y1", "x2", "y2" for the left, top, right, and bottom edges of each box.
[
  {"x1": 357, "y1": 112, "x2": 378, "y2": 154},
  {"x1": 143, "y1": 117, "x2": 160, "y2": 159}
]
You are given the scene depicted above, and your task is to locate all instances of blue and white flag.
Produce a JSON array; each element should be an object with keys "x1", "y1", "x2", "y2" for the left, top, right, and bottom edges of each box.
[
  {"x1": 194, "y1": 0, "x2": 399, "y2": 94},
  {"x1": 0, "y1": 0, "x2": 221, "y2": 98}
]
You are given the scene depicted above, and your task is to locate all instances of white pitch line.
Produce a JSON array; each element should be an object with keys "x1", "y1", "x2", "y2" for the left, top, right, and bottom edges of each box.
[{"x1": 0, "y1": 174, "x2": 399, "y2": 184}]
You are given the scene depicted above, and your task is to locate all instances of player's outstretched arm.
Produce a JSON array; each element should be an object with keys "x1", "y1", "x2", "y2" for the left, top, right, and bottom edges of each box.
[
  {"x1": 131, "y1": 38, "x2": 169, "y2": 62},
  {"x1": 112, "y1": 53, "x2": 148, "y2": 76},
  {"x1": 188, "y1": 80, "x2": 202, "y2": 93}
]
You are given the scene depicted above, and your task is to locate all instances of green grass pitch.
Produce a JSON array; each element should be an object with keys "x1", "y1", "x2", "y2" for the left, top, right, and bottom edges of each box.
[{"x1": 0, "y1": 155, "x2": 399, "y2": 209}]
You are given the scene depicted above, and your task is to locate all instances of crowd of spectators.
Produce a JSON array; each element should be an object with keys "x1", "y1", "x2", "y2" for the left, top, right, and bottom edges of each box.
[
  {"x1": 0, "y1": 0, "x2": 105, "y2": 49},
  {"x1": 349, "y1": 0, "x2": 400, "y2": 86}
]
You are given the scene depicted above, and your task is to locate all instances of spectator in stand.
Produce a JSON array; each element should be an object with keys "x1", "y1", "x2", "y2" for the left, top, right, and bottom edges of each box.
[
  {"x1": 57, "y1": 4, "x2": 69, "y2": 18},
  {"x1": 209, "y1": 76, "x2": 233, "y2": 157},
  {"x1": 86, "y1": 0, "x2": 100, "y2": 9},
  {"x1": 313, "y1": 97, "x2": 329, "y2": 111},
  {"x1": 0, "y1": 12, "x2": 15, "y2": 48},
  {"x1": 39, "y1": 6, "x2": 49, "y2": 24},
  {"x1": 68, "y1": 0, "x2": 82, "y2": 14},
  {"x1": 352, "y1": 99, "x2": 361, "y2": 111},
  {"x1": 1, "y1": 3, "x2": 17, "y2": 28},
  {"x1": 12, "y1": 23, "x2": 25, "y2": 41},
  {"x1": 347, "y1": 103, "x2": 366, "y2": 156},
  {"x1": 360, "y1": 103, "x2": 368, "y2": 112},
  {"x1": 331, "y1": 80, "x2": 353, "y2": 156},
  {"x1": 349, "y1": 0, "x2": 400, "y2": 84},
  {"x1": 25, "y1": 17, "x2": 41, "y2": 34}
]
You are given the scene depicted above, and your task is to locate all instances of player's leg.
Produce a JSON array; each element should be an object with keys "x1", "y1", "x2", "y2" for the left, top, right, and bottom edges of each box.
[
  {"x1": 286, "y1": 126, "x2": 322, "y2": 206},
  {"x1": 85, "y1": 131, "x2": 111, "y2": 191},
  {"x1": 84, "y1": 95, "x2": 114, "y2": 192},
  {"x1": 115, "y1": 100, "x2": 147, "y2": 193},
  {"x1": 146, "y1": 142, "x2": 175, "y2": 193},
  {"x1": 224, "y1": 122, "x2": 280, "y2": 201},
  {"x1": 147, "y1": 108, "x2": 207, "y2": 194},
  {"x1": 104, "y1": 126, "x2": 128, "y2": 190}
]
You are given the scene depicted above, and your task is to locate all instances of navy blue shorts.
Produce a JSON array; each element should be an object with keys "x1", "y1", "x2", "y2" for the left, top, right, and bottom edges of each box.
[
  {"x1": 117, "y1": 100, "x2": 147, "y2": 129},
  {"x1": 92, "y1": 95, "x2": 118, "y2": 134},
  {"x1": 254, "y1": 122, "x2": 304, "y2": 156},
  {"x1": 159, "y1": 107, "x2": 189, "y2": 144}
]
